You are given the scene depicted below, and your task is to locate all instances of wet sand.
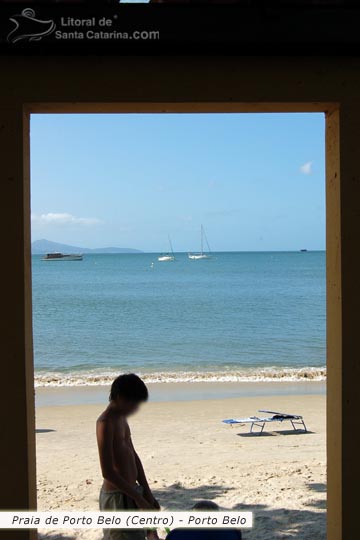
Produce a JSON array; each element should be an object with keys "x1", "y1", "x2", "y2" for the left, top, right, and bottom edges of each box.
[{"x1": 36, "y1": 380, "x2": 326, "y2": 407}]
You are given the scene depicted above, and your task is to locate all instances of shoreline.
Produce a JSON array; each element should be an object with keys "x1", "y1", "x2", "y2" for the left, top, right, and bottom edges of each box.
[
  {"x1": 36, "y1": 380, "x2": 326, "y2": 407},
  {"x1": 34, "y1": 366, "x2": 327, "y2": 388}
]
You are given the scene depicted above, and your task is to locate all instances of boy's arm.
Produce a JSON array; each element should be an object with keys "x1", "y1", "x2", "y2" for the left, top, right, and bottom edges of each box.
[
  {"x1": 132, "y1": 443, "x2": 160, "y2": 509},
  {"x1": 96, "y1": 418, "x2": 152, "y2": 509}
]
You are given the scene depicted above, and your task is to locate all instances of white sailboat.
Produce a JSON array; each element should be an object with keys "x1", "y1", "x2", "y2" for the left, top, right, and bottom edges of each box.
[
  {"x1": 188, "y1": 225, "x2": 212, "y2": 260},
  {"x1": 158, "y1": 236, "x2": 176, "y2": 262}
]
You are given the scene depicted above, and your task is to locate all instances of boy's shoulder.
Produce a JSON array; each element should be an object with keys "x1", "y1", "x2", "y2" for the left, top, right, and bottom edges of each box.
[
  {"x1": 97, "y1": 407, "x2": 126, "y2": 426},
  {"x1": 97, "y1": 407, "x2": 116, "y2": 425}
]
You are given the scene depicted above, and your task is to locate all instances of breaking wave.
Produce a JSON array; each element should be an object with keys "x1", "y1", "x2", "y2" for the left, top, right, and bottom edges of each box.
[{"x1": 35, "y1": 367, "x2": 326, "y2": 387}]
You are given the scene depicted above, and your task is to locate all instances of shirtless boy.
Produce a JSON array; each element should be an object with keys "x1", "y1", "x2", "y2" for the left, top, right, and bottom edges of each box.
[{"x1": 97, "y1": 373, "x2": 160, "y2": 540}]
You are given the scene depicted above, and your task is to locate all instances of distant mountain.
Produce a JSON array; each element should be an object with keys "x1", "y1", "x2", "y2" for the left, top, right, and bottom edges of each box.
[{"x1": 31, "y1": 239, "x2": 143, "y2": 255}]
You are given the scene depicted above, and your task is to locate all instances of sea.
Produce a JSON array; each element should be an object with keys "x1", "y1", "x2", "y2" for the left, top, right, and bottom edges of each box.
[{"x1": 32, "y1": 251, "x2": 326, "y2": 388}]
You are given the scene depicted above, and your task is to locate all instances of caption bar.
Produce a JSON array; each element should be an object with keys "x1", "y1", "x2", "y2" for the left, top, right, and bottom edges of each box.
[{"x1": 0, "y1": 511, "x2": 253, "y2": 529}]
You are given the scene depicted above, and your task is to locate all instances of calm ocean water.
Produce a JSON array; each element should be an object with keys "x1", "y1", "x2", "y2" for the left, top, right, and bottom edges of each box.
[{"x1": 32, "y1": 252, "x2": 326, "y2": 387}]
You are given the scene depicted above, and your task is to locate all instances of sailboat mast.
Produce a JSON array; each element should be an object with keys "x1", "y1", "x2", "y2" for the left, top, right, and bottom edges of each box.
[
  {"x1": 203, "y1": 227, "x2": 211, "y2": 254},
  {"x1": 168, "y1": 235, "x2": 174, "y2": 256},
  {"x1": 201, "y1": 225, "x2": 204, "y2": 255}
]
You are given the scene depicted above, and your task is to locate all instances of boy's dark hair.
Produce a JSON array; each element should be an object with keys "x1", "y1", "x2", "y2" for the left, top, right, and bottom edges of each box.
[
  {"x1": 192, "y1": 501, "x2": 220, "y2": 511},
  {"x1": 109, "y1": 373, "x2": 149, "y2": 403}
]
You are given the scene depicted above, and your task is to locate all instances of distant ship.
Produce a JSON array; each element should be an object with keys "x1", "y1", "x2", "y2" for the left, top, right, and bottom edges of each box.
[
  {"x1": 188, "y1": 225, "x2": 212, "y2": 260},
  {"x1": 41, "y1": 252, "x2": 83, "y2": 261},
  {"x1": 300, "y1": 249, "x2": 308, "y2": 252},
  {"x1": 158, "y1": 236, "x2": 175, "y2": 262}
]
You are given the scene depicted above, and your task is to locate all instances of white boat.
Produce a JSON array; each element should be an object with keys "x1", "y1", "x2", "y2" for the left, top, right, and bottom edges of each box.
[
  {"x1": 188, "y1": 253, "x2": 210, "y2": 260},
  {"x1": 158, "y1": 254, "x2": 175, "y2": 262},
  {"x1": 188, "y1": 225, "x2": 212, "y2": 260},
  {"x1": 41, "y1": 252, "x2": 83, "y2": 261},
  {"x1": 158, "y1": 236, "x2": 176, "y2": 262}
]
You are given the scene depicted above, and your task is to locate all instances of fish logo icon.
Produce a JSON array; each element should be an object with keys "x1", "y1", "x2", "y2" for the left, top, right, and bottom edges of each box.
[{"x1": 7, "y1": 8, "x2": 56, "y2": 44}]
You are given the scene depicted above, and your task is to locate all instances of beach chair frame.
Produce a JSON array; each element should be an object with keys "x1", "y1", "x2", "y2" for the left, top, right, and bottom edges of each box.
[
  {"x1": 249, "y1": 418, "x2": 267, "y2": 434},
  {"x1": 223, "y1": 410, "x2": 308, "y2": 435}
]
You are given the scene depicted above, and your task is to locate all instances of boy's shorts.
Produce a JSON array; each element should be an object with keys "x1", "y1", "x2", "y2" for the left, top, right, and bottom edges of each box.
[{"x1": 99, "y1": 486, "x2": 146, "y2": 540}]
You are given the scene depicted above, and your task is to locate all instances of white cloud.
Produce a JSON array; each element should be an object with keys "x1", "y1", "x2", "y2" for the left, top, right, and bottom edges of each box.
[
  {"x1": 300, "y1": 161, "x2": 313, "y2": 175},
  {"x1": 31, "y1": 213, "x2": 101, "y2": 226}
]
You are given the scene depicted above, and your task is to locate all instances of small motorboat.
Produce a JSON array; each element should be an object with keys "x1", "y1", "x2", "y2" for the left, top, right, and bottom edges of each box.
[{"x1": 41, "y1": 252, "x2": 83, "y2": 261}]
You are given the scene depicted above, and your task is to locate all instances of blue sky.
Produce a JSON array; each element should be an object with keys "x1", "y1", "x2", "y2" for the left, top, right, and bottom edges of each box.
[{"x1": 30, "y1": 113, "x2": 325, "y2": 252}]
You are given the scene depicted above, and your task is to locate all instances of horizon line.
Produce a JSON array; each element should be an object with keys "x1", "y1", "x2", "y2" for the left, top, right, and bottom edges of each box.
[{"x1": 32, "y1": 248, "x2": 325, "y2": 254}]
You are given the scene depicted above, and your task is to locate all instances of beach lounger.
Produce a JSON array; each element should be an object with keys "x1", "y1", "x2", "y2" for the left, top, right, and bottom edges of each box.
[{"x1": 222, "y1": 410, "x2": 307, "y2": 434}]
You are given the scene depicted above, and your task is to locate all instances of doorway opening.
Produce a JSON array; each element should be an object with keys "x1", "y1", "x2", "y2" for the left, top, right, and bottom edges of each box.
[{"x1": 31, "y1": 112, "x2": 326, "y2": 540}]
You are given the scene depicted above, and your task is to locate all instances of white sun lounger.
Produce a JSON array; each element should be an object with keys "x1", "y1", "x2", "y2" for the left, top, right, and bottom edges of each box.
[{"x1": 223, "y1": 409, "x2": 307, "y2": 434}]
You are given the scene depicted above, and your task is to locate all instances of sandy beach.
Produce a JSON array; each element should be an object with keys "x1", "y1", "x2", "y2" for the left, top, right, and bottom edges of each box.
[{"x1": 36, "y1": 388, "x2": 326, "y2": 540}]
